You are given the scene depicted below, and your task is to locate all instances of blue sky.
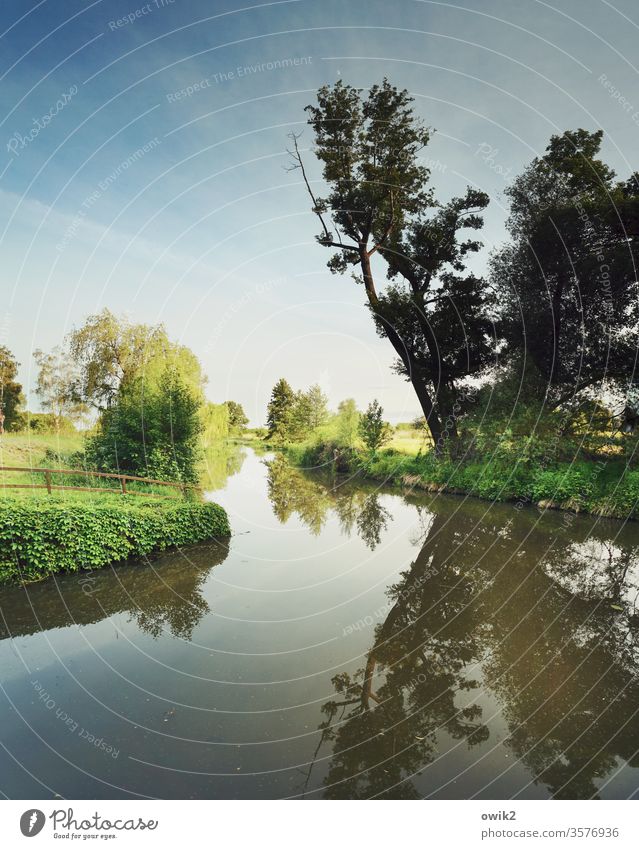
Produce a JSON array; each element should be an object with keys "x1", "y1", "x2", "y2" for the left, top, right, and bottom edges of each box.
[{"x1": 1, "y1": 0, "x2": 638, "y2": 424}]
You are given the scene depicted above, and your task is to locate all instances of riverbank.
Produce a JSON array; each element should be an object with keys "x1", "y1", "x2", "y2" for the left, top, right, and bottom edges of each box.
[
  {"x1": 284, "y1": 440, "x2": 639, "y2": 521},
  {"x1": 0, "y1": 495, "x2": 230, "y2": 584}
]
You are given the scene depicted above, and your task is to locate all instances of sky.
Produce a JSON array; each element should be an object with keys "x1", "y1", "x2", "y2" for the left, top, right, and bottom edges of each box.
[{"x1": 1, "y1": 0, "x2": 638, "y2": 424}]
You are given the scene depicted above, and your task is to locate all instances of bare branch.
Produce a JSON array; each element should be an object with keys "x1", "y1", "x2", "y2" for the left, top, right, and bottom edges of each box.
[
  {"x1": 318, "y1": 239, "x2": 359, "y2": 253},
  {"x1": 286, "y1": 132, "x2": 332, "y2": 243}
]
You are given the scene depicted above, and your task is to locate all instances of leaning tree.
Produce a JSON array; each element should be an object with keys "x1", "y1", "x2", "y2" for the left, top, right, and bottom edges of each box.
[{"x1": 290, "y1": 79, "x2": 494, "y2": 449}]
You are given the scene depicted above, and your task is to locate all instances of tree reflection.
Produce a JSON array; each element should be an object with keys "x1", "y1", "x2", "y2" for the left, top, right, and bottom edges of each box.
[
  {"x1": 313, "y1": 497, "x2": 639, "y2": 799},
  {"x1": 200, "y1": 441, "x2": 246, "y2": 490},
  {"x1": 265, "y1": 456, "x2": 392, "y2": 548},
  {"x1": 314, "y1": 512, "x2": 490, "y2": 798},
  {"x1": 0, "y1": 540, "x2": 229, "y2": 642},
  {"x1": 484, "y1": 515, "x2": 639, "y2": 799}
]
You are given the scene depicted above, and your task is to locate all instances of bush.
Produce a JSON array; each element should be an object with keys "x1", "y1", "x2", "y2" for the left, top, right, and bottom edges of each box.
[
  {"x1": 0, "y1": 497, "x2": 230, "y2": 583},
  {"x1": 18, "y1": 411, "x2": 78, "y2": 434},
  {"x1": 86, "y1": 367, "x2": 203, "y2": 483}
]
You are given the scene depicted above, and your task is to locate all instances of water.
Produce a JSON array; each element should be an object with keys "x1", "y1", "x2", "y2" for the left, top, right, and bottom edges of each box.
[{"x1": 1, "y1": 445, "x2": 639, "y2": 799}]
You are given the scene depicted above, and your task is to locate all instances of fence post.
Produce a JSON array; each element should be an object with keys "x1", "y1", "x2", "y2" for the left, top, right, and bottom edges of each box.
[
  {"x1": 120, "y1": 476, "x2": 127, "y2": 495},
  {"x1": 44, "y1": 470, "x2": 52, "y2": 495}
]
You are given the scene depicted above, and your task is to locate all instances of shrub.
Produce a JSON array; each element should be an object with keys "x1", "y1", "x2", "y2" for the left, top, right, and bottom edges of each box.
[
  {"x1": 0, "y1": 497, "x2": 230, "y2": 583},
  {"x1": 19, "y1": 411, "x2": 78, "y2": 434},
  {"x1": 358, "y1": 400, "x2": 392, "y2": 454},
  {"x1": 86, "y1": 367, "x2": 203, "y2": 483}
]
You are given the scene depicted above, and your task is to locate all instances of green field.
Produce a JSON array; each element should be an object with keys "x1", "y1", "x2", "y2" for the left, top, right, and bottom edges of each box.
[
  {"x1": 0, "y1": 431, "x2": 84, "y2": 477},
  {"x1": 387, "y1": 427, "x2": 432, "y2": 456},
  {"x1": 0, "y1": 431, "x2": 196, "y2": 499},
  {"x1": 0, "y1": 431, "x2": 232, "y2": 583}
]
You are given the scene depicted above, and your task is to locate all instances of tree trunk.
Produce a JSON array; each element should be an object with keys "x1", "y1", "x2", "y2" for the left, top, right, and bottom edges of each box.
[
  {"x1": 411, "y1": 291, "x2": 459, "y2": 448},
  {"x1": 549, "y1": 273, "x2": 565, "y2": 386},
  {"x1": 359, "y1": 249, "x2": 445, "y2": 452}
]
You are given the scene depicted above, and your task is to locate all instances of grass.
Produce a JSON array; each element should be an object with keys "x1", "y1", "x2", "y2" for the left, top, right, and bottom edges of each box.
[
  {"x1": 387, "y1": 428, "x2": 432, "y2": 455},
  {"x1": 0, "y1": 431, "x2": 233, "y2": 583},
  {"x1": 0, "y1": 431, "x2": 191, "y2": 500},
  {"x1": 0, "y1": 430, "x2": 84, "y2": 478},
  {"x1": 285, "y1": 435, "x2": 639, "y2": 522}
]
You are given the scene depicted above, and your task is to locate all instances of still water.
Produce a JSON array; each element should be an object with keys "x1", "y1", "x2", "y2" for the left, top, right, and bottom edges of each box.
[{"x1": 1, "y1": 446, "x2": 639, "y2": 799}]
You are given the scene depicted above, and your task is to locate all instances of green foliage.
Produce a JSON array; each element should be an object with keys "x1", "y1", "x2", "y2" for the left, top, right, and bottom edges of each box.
[
  {"x1": 266, "y1": 378, "x2": 297, "y2": 441},
  {"x1": 299, "y1": 80, "x2": 491, "y2": 448},
  {"x1": 492, "y1": 129, "x2": 639, "y2": 398},
  {"x1": 0, "y1": 497, "x2": 230, "y2": 584},
  {"x1": 225, "y1": 400, "x2": 249, "y2": 433},
  {"x1": 86, "y1": 367, "x2": 203, "y2": 483},
  {"x1": 20, "y1": 411, "x2": 78, "y2": 434},
  {"x1": 529, "y1": 465, "x2": 600, "y2": 505},
  {"x1": 0, "y1": 345, "x2": 23, "y2": 432},
  {"x1": 305, "y1": 384, "x2": 329, "y2": 429},
  {"x1": 202, "y1": 402, "x2": 230, "y2": 443},
  {"x1": 282, "y1": 384, "x2": 330, "y2": 440},
  {"x1": 285, "y1": 437, "x2": 639, "y2": 521},
  {"x1": 304, "y1": 79, "x2": 432, "y2": 252},
  {"x1": 358, "y1": 400, "x2": 392, "y2": 454},
  {"x1": 67, "y1": 308, "x2": 206, "y2": 411},
  {"x1": 336, "y1": 398, "x2": 360, "y2": 447},
  {"x1": 33, "y1": 346, "x2": 88, "y2": 431}
]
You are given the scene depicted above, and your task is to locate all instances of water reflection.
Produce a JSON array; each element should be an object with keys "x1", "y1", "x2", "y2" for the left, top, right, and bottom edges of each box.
[
  {"x1": 0, "y1": 541, "x2": 229, "y2": 642},
  {"x1": 200, "y1": 441, "x2": 247, "y2": 490},
  {"x1": 265, "y1": 457, "x2": 639, "y2": 797},
  {"x1": 266, "y1": 455, "x2": 392, "y2": 548},
  {"x1": 2, "y1": 447, "x2": 639, "y2": 800},
  {"x1": 285, "y1": 481, "x2": 639, "y2": 799},
  {"x1": 310, "y1": 511, "x2": 490, "y2": 799}
]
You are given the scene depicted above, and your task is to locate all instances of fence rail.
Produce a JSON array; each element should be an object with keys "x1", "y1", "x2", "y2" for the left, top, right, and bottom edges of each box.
[{"x1": 0, "y1": 465, "x2": 200, "y2": 499}]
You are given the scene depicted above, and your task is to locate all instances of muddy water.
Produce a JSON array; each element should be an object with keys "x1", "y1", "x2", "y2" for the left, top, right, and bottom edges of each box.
[{"x1": 1, "y1": 445, "x2": 638, "y2": 799}]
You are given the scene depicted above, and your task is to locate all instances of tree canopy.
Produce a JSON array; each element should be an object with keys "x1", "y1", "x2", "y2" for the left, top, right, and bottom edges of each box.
[
  {"x1": 294, "y1": 79, "x2": 493, "y2": 449},
  {"x1": 67, "y1": 308, "x2": 205, "y2": 411},
  {"x1": 491, "y1": 129, "x2": 639, "y2": 406},
  {"x1": 0, "y1": 346, "x2": 23, "y2": 433}
]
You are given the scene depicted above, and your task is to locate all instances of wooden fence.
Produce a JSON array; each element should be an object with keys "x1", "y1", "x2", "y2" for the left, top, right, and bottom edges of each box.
[{"x1": 0, "y1": 465, "x2": 199, "y2": 499}]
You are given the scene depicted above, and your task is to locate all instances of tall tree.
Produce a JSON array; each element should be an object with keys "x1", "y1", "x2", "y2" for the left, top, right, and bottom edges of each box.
[
  {"x1": 358, "y1": 399, "x2": 392, "y2": 454},
  {"x1": 305, "y1": 383, "x2": 329, "y2": 429},
  {"x1": 33, "y1": 347, "x2": 87, "y2": 432},
  {"x1": 292, "y1": 79, "x2": 492, "y2": 449},
  {"x1": 225, "y1": 400, "x2": 249, "y2": 433},
  {"x1": 0, "y1": 345, "x2": 23, "y2": 433},
  {"x1": 376, "y1": 191, "x2": 493, "y2": 440},
  {"x1": 266, "y1": 378, "x2": 296, "y2": 440},
  {"x1": 491, "y1": 129, "x2": 639, "y2": 409},
  {"x1": 67, "y1": 309, "x2": 205, "y2": 411}
]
